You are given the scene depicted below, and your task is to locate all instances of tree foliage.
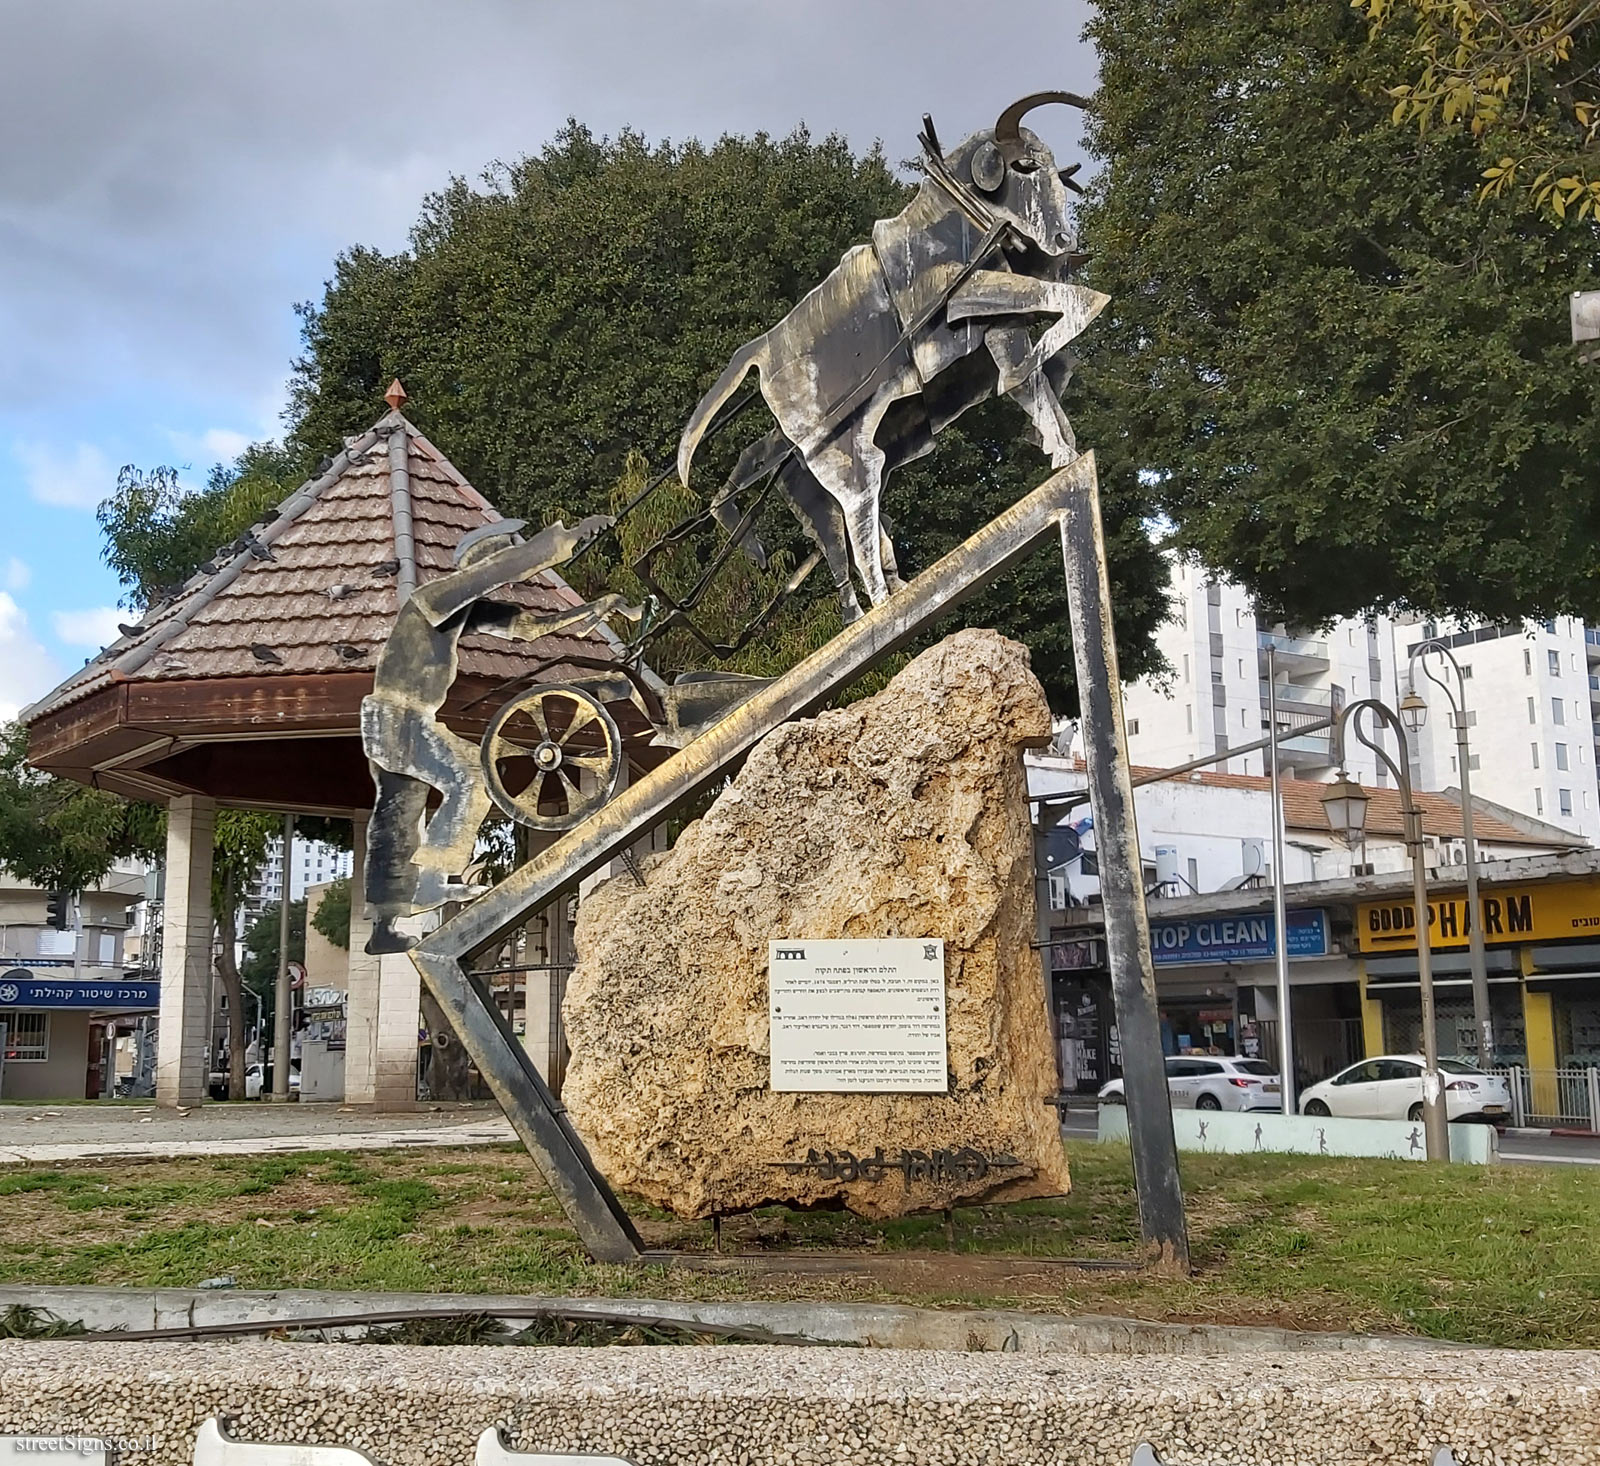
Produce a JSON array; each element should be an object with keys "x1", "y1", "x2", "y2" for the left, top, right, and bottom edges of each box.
[
  {"x1": 310, "y1": 875, "x2": 351, "y2": 950},
  {"x1": 1356, "y1": 0, "x2": 1600, "y2": 220},
  {"x1": 97, "y1": 445, "x2": 304, "y2": 609},
  {"x1": 1074, "y1": 0, "x2": 1600, "y2": 630},
  {"x1": 284, "y1": 122, "x2": 1168, "y2": 706},
  {"x1": 241, "y1": 897, "x2": 306, "y2": 991},
  {"x1": 0, "y1": 723, "x2": 163, "y2": 890}
]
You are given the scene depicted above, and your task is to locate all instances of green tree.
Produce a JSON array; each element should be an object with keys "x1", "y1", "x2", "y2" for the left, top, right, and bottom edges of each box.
[
  {"x1": 97, "y1": 445, "x2": 305, "y2": 608},
  {"x1": 1074, "y1": 0, "x2": 1600, "y2": 632},
  {"x1": 1355, "y1": 0, "x2": 1600, "y2": 221},
  {"x1": 310, "y1": 876, "x2": 351, "y2": 950},
  {"x1": 285, "y1": 122, "x2": 1168, "y2": 705},
  {"x1": 0, "y1": 723, "x2": 163, "y2": 891},
  {"x1": 212, "y1": 812, "x2": 279, "y2": 1100}
]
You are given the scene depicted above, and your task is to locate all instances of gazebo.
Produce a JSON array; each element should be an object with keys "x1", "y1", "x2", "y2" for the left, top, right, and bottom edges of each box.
[{"x1": 23, "y1": 385, "x2": 654, "y2": 1107}]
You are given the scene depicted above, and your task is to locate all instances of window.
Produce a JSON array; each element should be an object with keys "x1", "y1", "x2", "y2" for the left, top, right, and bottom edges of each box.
[
  {"x1": 1536, "y1": 788, "x2": 1545, "y2": 814},
  {"x1": 1450, "y1": 755, "x2": 1457, "y2": 773},
  {"x1": 1545, "y1": 618, "x2": 1559, "y2": 634},
  {"x1": 1241, "y1": 706, "x2": 1250, "y2": 727},
  {"x1": 1335, "y1": 1061, "x2": 1383, "y2": 1085},
  {"x1": 1557, "y1": 743, "x2": 1570, "y2": 771},
  {"x1": 1460, "y1": 664, "x2": 1472, "y2": 679},
  {"x1": 2, "y1": 1012, "x2": 48, "y2": 1062},
  {"x1": 1238, "y1": 657, "x2": 1245, "y2": 677},
  {"x1": 1376, "y1": 1059, "x2": 1422, "y2": 1082},
  {"x1": 1182, "y1": 654, "x2": 1190, "y2": 683},
  {"x1": 1561, "y1": 789, "x2": 1574, "y2": 816},
  {"x1": 1525, "y1": 649, "x2": 1533, "y2": 676},
  {"x1": 1553, "y1": 698, "x2": 1566, "y2": 726},
  {"x1": 1129, "y1": 718, "x2": 1140, "y2": 736},
  {"x1": 1185, "y1": 704, "x2": 1193, "y2": 733},
  {"x1": 1529, "y1": 696, "x2": 1538, "y2": 724},
  {"x1": 1532, "y1": 744, "x2": 1541, "y2": 769},
  {"x1": 1550, "y1": 649, "x2": 1562, "y2": 677}
]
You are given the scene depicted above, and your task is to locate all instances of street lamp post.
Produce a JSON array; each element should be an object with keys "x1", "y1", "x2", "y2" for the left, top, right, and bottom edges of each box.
[
  {"x1": 1401, "y1": 640, "x2": 1494, "y2": 1067},
  {"x1": 1320, "y1": 700, "x2": 1451, "y2": 1160}
]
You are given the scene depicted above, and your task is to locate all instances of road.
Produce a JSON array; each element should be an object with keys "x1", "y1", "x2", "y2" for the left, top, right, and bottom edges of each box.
[{"x1": 1055, "y1": 1102, "x2": 1600, "y2": 1165}]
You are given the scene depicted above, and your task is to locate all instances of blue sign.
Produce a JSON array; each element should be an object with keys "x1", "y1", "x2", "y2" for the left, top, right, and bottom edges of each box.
[
  {"x1": 0, "y1": 971, "x2": 159, "y2": 1009},
  {"x1": 1148, "y1": 909, "x2": 1328, "y2": 966}
]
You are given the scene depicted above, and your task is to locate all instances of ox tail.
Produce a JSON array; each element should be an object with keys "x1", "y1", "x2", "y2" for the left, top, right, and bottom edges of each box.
[{"x1": 678, "y1": 334, "x2": 768, "y2": 489}]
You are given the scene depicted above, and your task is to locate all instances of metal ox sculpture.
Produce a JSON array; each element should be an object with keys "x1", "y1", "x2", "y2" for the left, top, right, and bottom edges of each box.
[{"x1": 679, "y1": 91, "x2": 1109, "y2": 622}]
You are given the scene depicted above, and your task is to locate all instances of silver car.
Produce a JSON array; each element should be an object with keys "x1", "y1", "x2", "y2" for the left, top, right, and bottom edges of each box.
[{"x1": 1098, "y1": 1055, "x2": 1283, "y2": 1112}]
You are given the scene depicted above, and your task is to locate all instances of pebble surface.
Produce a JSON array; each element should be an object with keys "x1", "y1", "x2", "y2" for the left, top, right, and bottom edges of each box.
[{"x1": 1, "y1": 1340, "x2": 1598, "y2": 1466}]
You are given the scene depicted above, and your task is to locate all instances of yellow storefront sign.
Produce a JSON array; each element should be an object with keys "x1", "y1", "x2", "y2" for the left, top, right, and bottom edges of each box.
[{"x1": 1356, "y1": 879, "x2": 1600, "y2": 951}]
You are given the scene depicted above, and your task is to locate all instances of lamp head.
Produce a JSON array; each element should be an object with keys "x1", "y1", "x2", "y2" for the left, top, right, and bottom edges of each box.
[
  {"x1": 1399, "y1": 685, "x2": 1428, "y2": 734},
  {"x1": 1320, "y1": 770, "x2": 1370, "y2": 846}
]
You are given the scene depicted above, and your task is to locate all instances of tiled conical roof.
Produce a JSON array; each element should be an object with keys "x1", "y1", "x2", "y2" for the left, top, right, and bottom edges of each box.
[{"x1": 25, "y1": 408, "x2": 619, "y2": 720}]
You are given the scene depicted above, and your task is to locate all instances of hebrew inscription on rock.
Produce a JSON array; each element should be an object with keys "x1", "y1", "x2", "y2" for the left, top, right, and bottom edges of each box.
[{"x1": 560, "y1": 629, "x2": 1071, "y2": 1219}]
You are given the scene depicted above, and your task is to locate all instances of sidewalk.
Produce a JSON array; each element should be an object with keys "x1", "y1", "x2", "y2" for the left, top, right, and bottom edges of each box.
[{"x1": 0, "y1": 1101, "x2": 514, "y2": 1165}]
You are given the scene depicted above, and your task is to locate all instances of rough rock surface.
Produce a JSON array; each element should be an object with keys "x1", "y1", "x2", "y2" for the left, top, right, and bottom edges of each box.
[{"x1": 562, "y1": 628, "x2": 1068, "y2": 1218}]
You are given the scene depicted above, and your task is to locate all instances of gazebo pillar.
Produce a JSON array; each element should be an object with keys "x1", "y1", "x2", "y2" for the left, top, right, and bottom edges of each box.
[
  {"x1": 155, "y1": 794, "x2": 216, "y2": 1107},
  {"x1": 344, "y1": 814, "x2": 419, "y2": 1108}
]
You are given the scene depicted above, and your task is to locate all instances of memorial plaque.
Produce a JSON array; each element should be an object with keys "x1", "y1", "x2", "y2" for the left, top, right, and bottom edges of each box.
[{"x1": 768, "y1": 938, "x2": 948, "y2": 1092}]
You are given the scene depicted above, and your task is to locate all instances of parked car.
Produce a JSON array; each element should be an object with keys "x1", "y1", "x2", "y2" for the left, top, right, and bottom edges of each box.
[
  {"x1": 1098, "y1": 1055, "x2": 1283, "y2": 1112},
  {"x1": 1298, "y1": 1055, "x2": 1510, "y2": 1126}
]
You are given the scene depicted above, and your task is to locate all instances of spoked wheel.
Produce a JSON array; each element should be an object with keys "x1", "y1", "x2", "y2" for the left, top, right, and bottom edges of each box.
[{"x1": 481, "y1": 684, "x2": 622, "y2": 829}]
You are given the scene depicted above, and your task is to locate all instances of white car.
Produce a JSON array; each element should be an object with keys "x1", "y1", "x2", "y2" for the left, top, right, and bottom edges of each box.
[
  {"x1": 1098, "y1": 1055, "x2": 1283, "y2": 1112},
  {"x1": 1299, "y1": 1055, "x2": 1511, "y2": 1126}
]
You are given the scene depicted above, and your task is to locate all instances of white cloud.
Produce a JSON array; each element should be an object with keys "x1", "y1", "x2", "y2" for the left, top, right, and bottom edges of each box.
[
  {"x1": 165, "y1": 425, "x2": 253, "y2": 467},
  {"x1": 51, "y1": 605, "x2": 125, "y2": 650},
  {"x1": 0, "y1": 593, "x2": 63, "y2": 722},
  {"x1": 2, "y1": 558, "x2": 30, "y2": 593},
  {"x1": 15, "y1": 440, "x2": 116, "y2": 510}
]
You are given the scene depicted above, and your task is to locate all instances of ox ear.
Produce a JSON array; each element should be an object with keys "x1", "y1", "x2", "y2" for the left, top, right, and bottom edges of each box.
[{"x1": 971, "y1": 141, "x2": 1004, "y2": 193}]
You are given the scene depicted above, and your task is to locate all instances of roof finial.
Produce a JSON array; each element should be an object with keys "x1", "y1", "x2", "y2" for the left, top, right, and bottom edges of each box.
[{"x1": 385, "y1": 378, "x2": 408, "y2": 412}]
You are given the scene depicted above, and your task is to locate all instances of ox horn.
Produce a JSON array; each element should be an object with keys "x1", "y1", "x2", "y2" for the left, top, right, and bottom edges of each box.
[{"x1": 993, "y1": 90, "x2": 1093, "y2": 147}]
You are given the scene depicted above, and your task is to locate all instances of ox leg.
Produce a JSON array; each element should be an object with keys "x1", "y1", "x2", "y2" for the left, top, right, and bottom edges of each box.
[
  {"x1": 781, "y1": 460, "x2": 863, "y2": 622},
  {"x1": 986, "y1": 324, "x2": 1078, "y2": 468},
  {"x1": 802, "y1": 373, "x2": 917, "y2": 608},
  {"x1": 947, "y1": 273, "x2": 1109, "y2": 395}
]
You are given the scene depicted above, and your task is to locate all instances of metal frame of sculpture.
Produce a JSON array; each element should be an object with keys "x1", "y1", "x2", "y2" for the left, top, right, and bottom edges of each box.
[{"x1": 363, "y1": 94, "x2": 1190, "y2": 1270}]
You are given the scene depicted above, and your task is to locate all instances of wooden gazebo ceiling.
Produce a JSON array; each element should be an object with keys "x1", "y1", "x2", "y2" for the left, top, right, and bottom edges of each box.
[{"x1": 23, "y1": 407, "x2": 658, "y2": 816}]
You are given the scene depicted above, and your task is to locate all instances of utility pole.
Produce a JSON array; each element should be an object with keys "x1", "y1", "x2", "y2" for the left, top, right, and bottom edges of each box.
[
  {"x1": 1266, "y1": 647, "x2": 1295, "y2": 1114},
  {"x1": 271, "y1": 814, "x2": 295, "y2": 1101}
]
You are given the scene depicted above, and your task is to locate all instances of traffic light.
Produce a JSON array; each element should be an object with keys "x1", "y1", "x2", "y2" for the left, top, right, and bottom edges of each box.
[{"x1": 45, "y1": 890, "x2": 70, "y2": 931}]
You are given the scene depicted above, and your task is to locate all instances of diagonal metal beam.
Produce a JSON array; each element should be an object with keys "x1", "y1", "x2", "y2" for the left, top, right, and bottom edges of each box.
[{"x1": 410, "y1": 454, "x2": 1098, "y2": 1261}]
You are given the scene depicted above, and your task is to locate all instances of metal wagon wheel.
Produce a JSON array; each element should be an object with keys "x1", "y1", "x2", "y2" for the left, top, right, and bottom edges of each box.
[{"x1": 480, "y1": 684, "x2": 622, "y2": 830}]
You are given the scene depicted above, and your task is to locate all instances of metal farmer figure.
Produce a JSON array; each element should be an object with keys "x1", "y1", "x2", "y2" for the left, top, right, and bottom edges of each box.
[
  {"x1": 361, "y1": 515, "x2": 626, "y2": 955},
  {"x1": 679, "y1": 92, "x2": 1108, "y2": 624}
]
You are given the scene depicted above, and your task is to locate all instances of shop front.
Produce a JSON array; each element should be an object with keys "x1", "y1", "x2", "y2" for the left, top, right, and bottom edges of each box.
[
  {"x1": 1355, "y1": 878, "x2": 1600, "y2": 1072},
  {"x1": 0, "y1": 971, "x2": 159, "y2": 1101}
]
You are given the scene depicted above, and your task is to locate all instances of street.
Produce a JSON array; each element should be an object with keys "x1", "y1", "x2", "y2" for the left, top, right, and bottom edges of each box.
[{"x1": 1056, "y1": 1103, "x2": 1600, "y2": 1165}]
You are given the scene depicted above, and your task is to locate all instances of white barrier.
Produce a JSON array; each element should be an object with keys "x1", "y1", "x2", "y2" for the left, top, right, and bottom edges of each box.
[{"x1": 1097, "y1": 1103, "x2": 1498, "y2": 1164}]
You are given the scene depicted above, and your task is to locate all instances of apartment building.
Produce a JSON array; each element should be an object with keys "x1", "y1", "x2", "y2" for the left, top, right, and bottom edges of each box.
[
  {"x1": 241, "y1": 837, "x2": 355, "y2": 927},
  {"x1": 1392, "y1": 615, "x2": 1600, "y2": 844},
  {"x1": 1121, "y1": 558, "x2": 1397, "y2": 788}
]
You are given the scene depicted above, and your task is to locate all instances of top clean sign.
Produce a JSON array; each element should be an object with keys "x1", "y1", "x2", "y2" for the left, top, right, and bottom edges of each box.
[{"x1": 1148, "y1": 909, "x2": 1329, "y2": 966}]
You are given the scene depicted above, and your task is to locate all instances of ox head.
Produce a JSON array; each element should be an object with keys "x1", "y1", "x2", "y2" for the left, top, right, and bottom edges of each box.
[{"x1": 937, "y1": 92, "x2": 1087, "y2": 257}]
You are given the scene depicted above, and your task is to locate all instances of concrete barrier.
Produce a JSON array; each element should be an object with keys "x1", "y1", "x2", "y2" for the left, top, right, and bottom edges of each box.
[
  {"x1": 0, "y1": 1340, "x2": 1596, "y2": 1466},
  {"x1": 1097, "y1": 1105, "x2": 1498, "y2": 1163}
]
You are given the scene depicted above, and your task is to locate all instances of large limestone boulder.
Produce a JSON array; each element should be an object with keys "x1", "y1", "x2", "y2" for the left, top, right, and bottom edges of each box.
[{"x1": 561, "y1": 629, "x2": 1069, "y2": 1218}]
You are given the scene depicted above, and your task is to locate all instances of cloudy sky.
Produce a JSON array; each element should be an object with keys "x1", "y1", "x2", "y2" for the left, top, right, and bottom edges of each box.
[{"x1": 0, "y1": 0, "x2": 1097, "y2": 718}]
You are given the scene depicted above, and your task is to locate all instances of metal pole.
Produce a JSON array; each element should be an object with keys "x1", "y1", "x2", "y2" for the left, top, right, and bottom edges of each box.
[
  {"x1": 1411, "y1": 641, "x2": 1492, "y2": 1066},
  {"x1": 1266, "y1": 649, "x2": 1294, "y2": 1115},
  {"x1": 271, "y1": 813, "x2": 295, "y2": 1102},
  {"x1": 1060, "y1": 478, "x2": 1189, "y2": 1272},
  {"x1": 1406, "y1": 798, "x2": 1450, "y2": 1160}
]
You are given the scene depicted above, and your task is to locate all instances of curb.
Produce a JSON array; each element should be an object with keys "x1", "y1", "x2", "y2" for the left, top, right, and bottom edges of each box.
[{"x1": 1, "y1": 1284, "x2": 1447, "y2": 1357}]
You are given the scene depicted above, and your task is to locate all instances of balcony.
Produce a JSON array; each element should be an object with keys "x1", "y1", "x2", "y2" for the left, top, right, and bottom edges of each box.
[
  {"x1": 1257, "y1": 631, "x2": 1329, "y2": 675},
  {"x1": 1587, "y1": 628, "x2": 1600, "y2": 663},
  {"x1": 1260, "y1": 679, "x2": 1331, "y2": 713},
  {"x1": 1590, "y1": 674, "x2": 1600, "y2": 705}
]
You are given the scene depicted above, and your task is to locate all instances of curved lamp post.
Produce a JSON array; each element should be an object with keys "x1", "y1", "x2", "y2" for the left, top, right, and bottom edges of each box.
[
  {"x1": 1320, "y1": 700, "x2": 1450, "y2": 1160},
  {"x1": 1402, "y1": 640, "x2": 1494, "y2": 1066}
]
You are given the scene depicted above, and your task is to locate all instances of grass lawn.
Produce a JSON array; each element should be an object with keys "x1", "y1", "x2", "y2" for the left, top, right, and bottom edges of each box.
[{"x1": 1, "y1": 1141, "x2": 1597, "y2": 1349}]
